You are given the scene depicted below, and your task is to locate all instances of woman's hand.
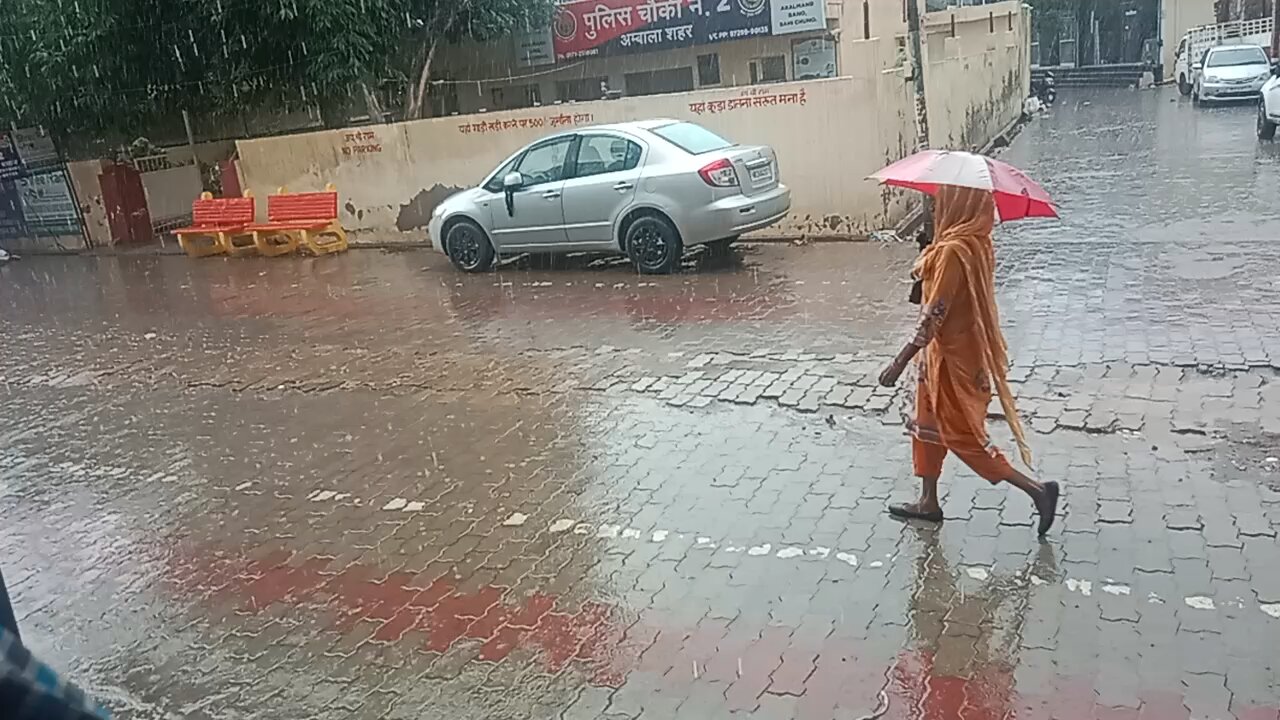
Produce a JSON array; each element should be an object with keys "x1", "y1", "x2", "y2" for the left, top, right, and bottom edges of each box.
[
  {"x1": 880, "y1": 343, "x2": 922, "y2": 387},
  {"x1": 879, "y1": 359, "x2": 906, "y2": 387}
]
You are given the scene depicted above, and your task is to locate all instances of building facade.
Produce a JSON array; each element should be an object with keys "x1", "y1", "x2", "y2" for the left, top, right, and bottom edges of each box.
[
  {"x1": 428, "y1": 0, "x2": 882, "y2": 117},
  {"x1": 231, "y1": 0, "x2": 1032, "y2": 242}
]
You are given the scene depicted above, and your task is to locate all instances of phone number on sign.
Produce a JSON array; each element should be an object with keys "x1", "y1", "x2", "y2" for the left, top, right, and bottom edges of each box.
[{"x1": 706, "y1": 25, "x2": 770, "y2": 42}]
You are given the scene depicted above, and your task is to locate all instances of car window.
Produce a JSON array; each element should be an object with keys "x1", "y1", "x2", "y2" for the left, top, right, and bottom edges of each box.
[
  {"x1": 515, "y1": 138, "x2": 573, "y2": 187},
  {"x1": 572, "y1": 135, "x2": 642, "y2": 178},
  {"x1": 1207, "y1": 47, "x2": 1269, "y2": 67},
  {"x1": 483, "y1": 157, "x2": 519, "y2": 192},
  {"x1": 651, "y1": 122, "x2": 735, "y2": 155}
]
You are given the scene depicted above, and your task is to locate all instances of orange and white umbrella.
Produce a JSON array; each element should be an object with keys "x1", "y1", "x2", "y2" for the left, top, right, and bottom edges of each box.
[{"x1": 871, "y1": 150, "x2": 1059, "y2": 222}]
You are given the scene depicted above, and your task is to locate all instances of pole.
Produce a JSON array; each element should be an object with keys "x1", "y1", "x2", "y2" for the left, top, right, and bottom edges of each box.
[
  {"x1": 905, "y1": 0, "x2": 933, "y2": 238},
  {"x1": 182, "y1": 109, "x2": 199, "y2": 169},
  {"x1": 1272, "y1": 0, "x2": 1279, "y2": 59},
  {"x1": 905, "y1": 0, "x2": 930, "y2": 151}
]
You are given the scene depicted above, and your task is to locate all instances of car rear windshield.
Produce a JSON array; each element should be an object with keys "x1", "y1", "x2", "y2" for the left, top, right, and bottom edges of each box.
[
  {"x1": 1207, "y1": 47, "x2": 1268, "y2": 67},
  {"x1": 651, "y1": 122, "x2": 734, "y2": 155}
]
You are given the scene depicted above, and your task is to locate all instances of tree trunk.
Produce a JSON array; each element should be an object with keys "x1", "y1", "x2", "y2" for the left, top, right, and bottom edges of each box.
[
  {"x1": 360, "y1": 82, "x2": 385, "y2": 123},
  {"x1": 405, "y1": 39, "x2": 440, "y2": 120}
]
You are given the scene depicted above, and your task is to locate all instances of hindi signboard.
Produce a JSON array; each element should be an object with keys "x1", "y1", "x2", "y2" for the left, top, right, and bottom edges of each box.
[
  {"x1": 548, "y1": 0, "x2": 825, "y2": 61},
  {"x1": 11, "y1": 127, "x2": 59, "y2": 170}
]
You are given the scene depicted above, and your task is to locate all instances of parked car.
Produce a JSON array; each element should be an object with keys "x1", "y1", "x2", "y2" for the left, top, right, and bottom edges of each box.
[
  {"x1": 1193, "y1": 45, "x2": 1273, "y2": 105},
  {"x1": 1259, "y1": 64, "x2": 1280, "y2": 139},
  {"x1": 428, "y1": 119, "x2": 791, "y2": 274}
]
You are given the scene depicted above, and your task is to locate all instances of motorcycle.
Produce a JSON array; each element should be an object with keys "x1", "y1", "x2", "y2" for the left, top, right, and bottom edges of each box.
[{"x1": 1031, "y1": 72, "x2": 1057, "y2": 105}]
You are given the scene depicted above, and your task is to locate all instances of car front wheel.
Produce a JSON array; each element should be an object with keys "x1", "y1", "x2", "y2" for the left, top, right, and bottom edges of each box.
[
  {"x1": 1178, "y1": 75, "x2": 1192, "y2": 96},
  {"x1": 625, "y1": 214, "x2": 683, "y2": 275},
  {"x1": 445, "y1": 219, "x2": 495, "y2": 273},
  {"x1": 1259, "y1": 102, "x2": 1277, "y2": 140}
]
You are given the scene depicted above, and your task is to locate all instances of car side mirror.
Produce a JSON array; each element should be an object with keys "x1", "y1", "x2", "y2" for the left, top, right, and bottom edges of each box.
[
  {"x1": 502, "y1": 172, "x2": 522, "y2": 217},
  {"x1": 1193, "y1": 62, "x2": 1202, "y2": 71},
  {"x1": 1272, "y1": 62, "x2": 1279, "y2": 76}
]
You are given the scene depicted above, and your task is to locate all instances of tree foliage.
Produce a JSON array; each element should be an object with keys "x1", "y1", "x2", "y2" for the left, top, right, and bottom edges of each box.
[{"x1": 0, "y1": 0, "x2": 553, "y2": 138}]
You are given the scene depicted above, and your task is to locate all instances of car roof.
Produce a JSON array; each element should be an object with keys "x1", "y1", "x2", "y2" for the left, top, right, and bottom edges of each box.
[{"x1": 1207, "y1": 44, "x2": 1267, "y2": 54}]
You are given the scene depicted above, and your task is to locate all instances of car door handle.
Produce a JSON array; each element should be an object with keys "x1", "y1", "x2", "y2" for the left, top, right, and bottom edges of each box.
[
  {"x1": 612, "y1": 182, "x2": 634, "y2": 191},
  {"x1": 542, "y1": 190, "x2": 561, "y2": 199}
]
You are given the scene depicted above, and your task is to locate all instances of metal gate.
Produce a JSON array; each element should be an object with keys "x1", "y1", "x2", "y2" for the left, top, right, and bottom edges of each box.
[{"x1": 0, "y1": 127, "x2": 88, "y2": 252}]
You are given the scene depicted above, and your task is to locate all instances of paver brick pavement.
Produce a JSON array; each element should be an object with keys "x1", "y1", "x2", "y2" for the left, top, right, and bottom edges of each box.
[{"x1": 2, "y1": 88, "x2": 1280, "y2": 718}]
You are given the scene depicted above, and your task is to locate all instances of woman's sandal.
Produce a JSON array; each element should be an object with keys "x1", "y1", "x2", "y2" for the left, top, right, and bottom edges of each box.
[
  {"x1": 1036, "y1": 482, "x2": 1061, "y2": 536},
  {"x1": 888, "y1": 503, "x2": 944, "y2": 523}
]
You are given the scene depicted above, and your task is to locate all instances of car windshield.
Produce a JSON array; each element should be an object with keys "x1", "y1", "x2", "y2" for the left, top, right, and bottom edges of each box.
[
  {"x1": 1206, "y1": 47, "x2": 1268, "y2": 67},
  {"x1": 651, "y1": 122, "x2": 735, "y2": 154}
]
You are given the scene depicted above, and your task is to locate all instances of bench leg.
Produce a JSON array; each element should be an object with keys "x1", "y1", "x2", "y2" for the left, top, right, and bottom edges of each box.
[
  {"x1": 177, "y1": 232, "x2": 226, "y2": 258},
  {"x1": 252, "y1": 230, "x2": 298, "y2": 257},
  {"x1": 299, "y1": 225, "x2": 349, "y2": 255},
  {"x1": 225, "y1": 230, "x2": 258, "y2": 257}
]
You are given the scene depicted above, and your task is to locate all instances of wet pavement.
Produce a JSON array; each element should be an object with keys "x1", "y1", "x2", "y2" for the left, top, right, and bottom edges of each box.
[{"x1": 3, "y1": 86, "x2": 1280, "y2": 719}]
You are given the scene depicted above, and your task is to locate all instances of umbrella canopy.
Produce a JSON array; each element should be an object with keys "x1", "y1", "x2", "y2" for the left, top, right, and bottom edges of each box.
[{"x1": 871, "y1": 150, "x2": 1058, "y2": 222}]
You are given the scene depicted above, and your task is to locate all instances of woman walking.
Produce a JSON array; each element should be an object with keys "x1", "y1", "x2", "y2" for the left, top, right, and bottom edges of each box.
[{"x1": 878, "y1": 185, "x2": 1060, "y2": 535}]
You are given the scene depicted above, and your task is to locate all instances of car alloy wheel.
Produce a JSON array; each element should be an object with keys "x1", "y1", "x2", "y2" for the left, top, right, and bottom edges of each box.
[
  {"x1": 446, "y1": 220, "x2": 494, "y2": 273},
  {"x1": 626, "y1": 215, "x2": 682, "y2": 275}
]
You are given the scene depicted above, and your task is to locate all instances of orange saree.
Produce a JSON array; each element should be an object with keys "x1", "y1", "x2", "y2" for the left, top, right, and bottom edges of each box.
[{"x1": 908, "y1": 186, "x2": 1032, "y2": 483}]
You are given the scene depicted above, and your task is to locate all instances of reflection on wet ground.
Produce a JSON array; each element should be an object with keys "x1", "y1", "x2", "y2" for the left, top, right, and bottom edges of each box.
[{"x1": 2, "y1": 87, "x2": 1280, "y2": 719}]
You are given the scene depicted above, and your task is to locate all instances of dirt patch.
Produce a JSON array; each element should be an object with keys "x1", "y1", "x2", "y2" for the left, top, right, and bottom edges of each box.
[{"x1": 396, "y1": 185, "x2": 464, "y2": 231}]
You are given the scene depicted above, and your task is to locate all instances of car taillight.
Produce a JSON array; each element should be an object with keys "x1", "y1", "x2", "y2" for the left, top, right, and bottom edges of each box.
[{"x1": 698, "y1": 158, "x2": 739, "y2": 187}]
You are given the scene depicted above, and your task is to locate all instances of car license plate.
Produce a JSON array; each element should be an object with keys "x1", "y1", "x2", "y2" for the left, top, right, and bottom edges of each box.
[{"x1": 750, "y1": 165, "x2": 774, "y2": 185}]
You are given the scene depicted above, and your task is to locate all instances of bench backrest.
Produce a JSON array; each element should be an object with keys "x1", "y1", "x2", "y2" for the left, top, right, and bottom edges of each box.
[
  {"x1": 191, "y1": 196, "x2": 255, "y2": 227},
  {"x1": 267, "y1": 191, "x2": 339, "y2": 223}
]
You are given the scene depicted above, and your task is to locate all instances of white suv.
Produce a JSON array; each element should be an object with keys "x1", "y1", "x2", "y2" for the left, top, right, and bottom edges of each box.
[{"x1": 1260, "y1": 65, "x2": 1280, "y2": 139}]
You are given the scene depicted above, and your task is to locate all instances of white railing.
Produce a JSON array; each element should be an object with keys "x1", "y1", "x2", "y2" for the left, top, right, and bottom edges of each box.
[{"x1": 1189, "y1": 17, "x2": 1273, "y2": 44}]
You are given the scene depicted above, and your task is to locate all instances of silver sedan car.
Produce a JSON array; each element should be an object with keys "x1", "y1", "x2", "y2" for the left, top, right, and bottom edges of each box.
[
  {"x1": 1194, "y1": 45, "x2": 1273, "y2": 104},
  {"x1": 428, "y1": 119, "x2": 791, "y2": 274}
]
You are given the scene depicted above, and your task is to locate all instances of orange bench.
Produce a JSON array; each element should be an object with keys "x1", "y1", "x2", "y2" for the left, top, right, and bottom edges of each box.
[
  {"x1": 247, "y1": 184, "x2": 349, "y2": 256},
  {"x1": 173, "y1": 192, "x2": 255, "y2": 257}
]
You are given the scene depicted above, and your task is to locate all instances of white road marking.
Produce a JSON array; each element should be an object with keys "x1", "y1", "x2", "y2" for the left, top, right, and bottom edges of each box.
[
  {"x1": 501, "y1": 512, "x2": 528, "y2": 527},
  {"x1": 1184, "y1": 596, "x2": 1216, "y2": 610},
  {"x1": 1066, "y1": 579, "x2": 1093, "y2": 597},
  {"x1": 965, "y1": 567, "x2": 991, "y2": 581}
]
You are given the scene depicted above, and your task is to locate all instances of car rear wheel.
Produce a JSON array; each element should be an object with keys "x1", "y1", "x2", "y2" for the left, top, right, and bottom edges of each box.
[
  {"x1": 1178, "y1": 75, "x2": 1192, "y2": 96},
  {"x1": 445, "y1": 219, "x2": 495, "y2": 273},
  {"x1": 625, "y1": 214, "x2": 683, "y2": 275},
  {"x1": 1258, "y1": 102, "x2": 1277, "y2": 140}
]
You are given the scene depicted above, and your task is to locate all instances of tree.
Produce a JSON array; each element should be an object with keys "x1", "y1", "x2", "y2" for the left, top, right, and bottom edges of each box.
[
  {"x1": 0, "y1": 0, "x2": 554, "y2": 139},
  {"x1": 399, "y1": 0, "x2": 555, "y2": 120}
]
